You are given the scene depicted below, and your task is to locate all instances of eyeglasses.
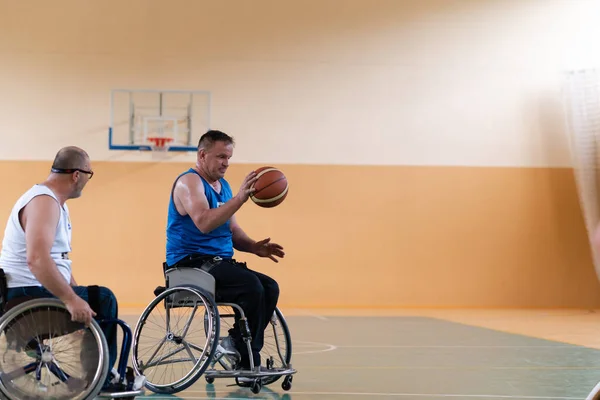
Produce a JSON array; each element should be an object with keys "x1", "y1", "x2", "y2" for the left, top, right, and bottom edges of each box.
[{"x1": 51, "y1": 167, "x2": 94, "y2": 179}]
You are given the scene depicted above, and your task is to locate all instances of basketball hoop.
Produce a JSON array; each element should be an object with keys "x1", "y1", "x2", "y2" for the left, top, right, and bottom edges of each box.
[{"x1": 147, "y1": 137, "x2": 174, "y2": 160}]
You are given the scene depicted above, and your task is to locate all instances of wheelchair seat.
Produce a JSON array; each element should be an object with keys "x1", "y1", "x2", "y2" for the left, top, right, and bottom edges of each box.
[{"x1": 163, "y1": 266, "x2": 216, "y2": 298}]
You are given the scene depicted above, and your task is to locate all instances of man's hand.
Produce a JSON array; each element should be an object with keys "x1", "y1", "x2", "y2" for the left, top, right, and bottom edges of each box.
[
  {"x1": 64, "y1": 295, "x2": 96, "y2": 326},
  {"x1": 253, "y1": 238, "x2": 285, "y2": 262},
  {"x1": 234, "y1": 171, "x2": 258, "y2": 204}
]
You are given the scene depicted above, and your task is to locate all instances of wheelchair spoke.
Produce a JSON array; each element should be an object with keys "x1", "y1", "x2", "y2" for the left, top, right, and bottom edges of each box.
[
  {"x1": 43, "y1": 362, "x2": 55, "y2": 386},
  {"x1": 271, "y1": 323, "x2": 287, "y2": 365},
  {"x1": 48, "y1": 359, "x2": 71, "y2": 383},
  {"x1": 142, "y1": 336, "x2": 167, "y2": 370},
  {"x1": 11, "y1": 310, "x2": 43, "y2": 353},
  {"x1": 48, "y1": 326, "x2": 83, "y2": 353},
  {"x1": 186, "y1": 341, "x2": 206, "y2": 354},
  {"x1": 50, "y1": 357, "x2": 83, "y2": 382},
  {"x1": 179, "y1": 302, "x2": 199, "y2": 339},
  {"x1": 132, "y1": 285, "x2": 222, "y2": 392},
  {"x1": 144, "y1": 343, "x2": 188, "y2": 369},
  {"x1": 185, "y1": 338, "x2": 213, "y2": 364},
  {"x1": 35, "y1": 359, "x2": 43, "y2": 381},
  {"x1": 165, "y1": 302, "x2": 171, "y2": 333},
  {"x1": 0, "y1": 301, "x2": 105, "y2": 400},
  {"x1": 0, "y1": 361, "x2": 38, "y2": 381},
  {"x1": 182, "y1": 342, "x2": 198, "y2": 364}
]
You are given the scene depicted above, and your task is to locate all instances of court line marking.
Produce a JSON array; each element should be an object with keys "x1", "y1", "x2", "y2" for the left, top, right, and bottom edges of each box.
[
  {"x1": 287, "y1": 342, "x2": 579, "y2": 356},
  {"x1": 334, "y1": 345, "x2": 580, "y2": 348},
  {"x1": 169, "y1": 390, "x2": 585, "y2": 399},
  {"x1": 300, "y1": 365, "x2": 600, "y2": 370},
  {"x1": 293, "y1": 309, "x2": 328, "y2": 321},
  {"x1": 291, "y1": 340, "x2": 337, "y2": 355}
]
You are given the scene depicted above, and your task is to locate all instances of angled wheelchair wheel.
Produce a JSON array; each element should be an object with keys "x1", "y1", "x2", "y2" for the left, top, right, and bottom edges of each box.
[
  {"x1": 0, "y1": 298, "x2": 109, "y2": 400},
  {"x1": 259, "y1": 307, "x2": 292, "y2": 386},
  {"x1": 212, "y1": 306, "x2": 292, "y2": 386},
  {"x1": 586, "y1": 381, "x2": 600, "y2": 400},
  {"x1": 132, "y1": 285, "x2": 220, "y2": 394}
]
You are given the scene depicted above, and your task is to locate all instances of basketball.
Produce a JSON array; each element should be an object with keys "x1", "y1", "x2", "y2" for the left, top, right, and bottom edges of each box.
[{"x1": 250, "y1": 166, "x2": 289, "y2": 208}]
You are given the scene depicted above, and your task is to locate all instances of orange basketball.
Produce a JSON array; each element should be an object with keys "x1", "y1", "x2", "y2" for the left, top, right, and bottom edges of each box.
[{"x1": 250, "y1": 166, "x2": 289, "y2": 208}]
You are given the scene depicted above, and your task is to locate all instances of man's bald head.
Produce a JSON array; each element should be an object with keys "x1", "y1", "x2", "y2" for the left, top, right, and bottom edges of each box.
[
  {"x1": 51, "y1": 146, "x2": 90, "y2": 170},
  {"x1": 48, "y1": 146, "x2": 93, "y2": 199}
]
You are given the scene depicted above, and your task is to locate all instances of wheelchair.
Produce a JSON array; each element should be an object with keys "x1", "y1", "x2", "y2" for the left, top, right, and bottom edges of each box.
[
  {"x1": 131, "y1": 262, "x2": 297, "y2": 395},
  {"x1": 0, "y1": 271, "x2": 146, "y2": 400},
  {"x1": 587, "y1": 381, "x2": 600, "y2": 400}
]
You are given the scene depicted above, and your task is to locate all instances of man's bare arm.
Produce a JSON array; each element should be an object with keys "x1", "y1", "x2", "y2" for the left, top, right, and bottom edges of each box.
[
  {"x1": 230, "y1": 215, "x2": 285, "y2": 262},
  {"x1": 175, "y1": 172, "x2": 257, "y2": 234},
  {"x1": 230, "y1": 215, "x2": 257, "y2": 253},
  {"x1": 22, "y1": 195, "x2": 95, "y2": 324},
  {"x1": 23, "y1": 196, "x2": 80, "y2": 303}
]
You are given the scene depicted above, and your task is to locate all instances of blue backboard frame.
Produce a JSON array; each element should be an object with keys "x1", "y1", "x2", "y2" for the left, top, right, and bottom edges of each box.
[{"x1": 108, "y1": 88, "x2": 210, "y2": 152}]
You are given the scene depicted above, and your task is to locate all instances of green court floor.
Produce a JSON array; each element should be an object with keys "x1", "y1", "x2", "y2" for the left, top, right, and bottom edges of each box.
[{"x1": 120, "y1": 314, "x2": 600, "y2": 400}]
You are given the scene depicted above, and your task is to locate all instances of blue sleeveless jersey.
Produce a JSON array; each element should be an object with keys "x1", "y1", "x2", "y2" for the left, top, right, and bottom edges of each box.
[{"x1": 166, "y1": 168, "x2": 234, "y2": 266}]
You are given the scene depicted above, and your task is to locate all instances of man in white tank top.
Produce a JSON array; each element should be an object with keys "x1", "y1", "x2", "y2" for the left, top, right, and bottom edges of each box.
[{"x1": 0, "y1": 146, "x2": 121, "y2": 391}]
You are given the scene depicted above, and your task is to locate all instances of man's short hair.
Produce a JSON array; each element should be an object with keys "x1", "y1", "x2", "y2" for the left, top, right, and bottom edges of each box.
[
  {"x1": 51, "y1": 146, "x2": 89, "y2": 170},
  {"x1": 198, "y1": 130, "x2": 235, "y2": 151}
]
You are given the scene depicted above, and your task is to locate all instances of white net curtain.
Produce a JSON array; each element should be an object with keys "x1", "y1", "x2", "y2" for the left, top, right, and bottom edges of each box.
[{"x1": 563, "y1": 68, "x2": 600, "y2": 281}]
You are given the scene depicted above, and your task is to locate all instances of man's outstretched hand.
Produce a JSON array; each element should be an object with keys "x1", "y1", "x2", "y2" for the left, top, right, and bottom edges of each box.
[{"x1": 253, "y1": 238, "x2": 285, "y2": 262}]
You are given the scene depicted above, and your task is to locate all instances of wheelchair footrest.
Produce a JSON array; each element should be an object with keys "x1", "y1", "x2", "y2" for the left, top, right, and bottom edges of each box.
[
  {"x1": 97, "y1": 374, "x2": 147, "y2": 398},
  {"x1": 97, "y1": 388, "x2": 145, "y2": 398},
  {"x1": 205, "y1": 366, "x2": 297, "y2": 379}
]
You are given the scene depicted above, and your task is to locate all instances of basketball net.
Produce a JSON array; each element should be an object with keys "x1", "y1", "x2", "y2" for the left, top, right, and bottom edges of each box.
[{"x1": 147, "y1": 137, "x2": 174, "y2": 160}]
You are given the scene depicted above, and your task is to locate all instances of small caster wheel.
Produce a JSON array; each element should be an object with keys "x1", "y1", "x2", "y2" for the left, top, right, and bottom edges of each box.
[
  {"x1": 282, "y1": 375, "x2": 293, "y2": 391},
  {"x1": 251, "y1": 379, "x2": 262, "y2": 394},
  {"x1": 205, "y1": 376, "x2": 214, "y2": 384}
]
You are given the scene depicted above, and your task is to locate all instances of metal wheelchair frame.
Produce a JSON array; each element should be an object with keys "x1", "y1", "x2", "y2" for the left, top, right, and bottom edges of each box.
[
  {"x1": 0, "y1": 269, "x2": 146, "y2": 399},
  {"x1": 131, "y1": 264, "x2": 296, "y2": 395}
]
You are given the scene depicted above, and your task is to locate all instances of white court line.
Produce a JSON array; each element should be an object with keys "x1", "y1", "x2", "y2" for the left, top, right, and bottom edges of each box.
[
  {"x1": 286, "y1": 342, "x2": 577, "y2": 355},
  {"x1": 168, "y1": 390, "x2": 584, "y2": 399},
  {"x1": 335, "y1": 345, "x2": 577, "y2": 348},
  {"x1": 299, "y1": 310, "x2": 328, "y2": 321},
  {"x1": 292, "y1": 340, "x2": 338, "y2": 355}
]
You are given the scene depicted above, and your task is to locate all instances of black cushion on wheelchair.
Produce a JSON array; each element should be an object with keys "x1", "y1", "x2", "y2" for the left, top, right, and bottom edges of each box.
[
  {"x1": 5, "y1": 295, "x2": 35, "y2": 312},
  {"x1": 154, "y1": 286, "x2": 166, "y2": 297},
  {"x1": 0, "y1": 269, "x2": 9, "y2": 311}
]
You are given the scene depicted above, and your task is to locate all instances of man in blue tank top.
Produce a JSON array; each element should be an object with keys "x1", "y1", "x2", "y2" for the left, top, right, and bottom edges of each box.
[{"x1": 166, "y1": 130, "x2": 285, "y2": 371}]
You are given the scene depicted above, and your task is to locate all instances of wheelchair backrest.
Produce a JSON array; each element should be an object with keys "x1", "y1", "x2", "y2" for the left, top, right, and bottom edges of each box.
[
  {"x1": 0, "y1": 268, "x2": 8, "y2": 315},
  {"x1": 165, "y1": 267, "x2": 216, "y2": 298}
]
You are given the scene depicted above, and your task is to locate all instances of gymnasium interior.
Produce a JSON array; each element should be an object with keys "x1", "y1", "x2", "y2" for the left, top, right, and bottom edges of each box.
[{"x1": 1, "y1": 0, "x2": 600, "y2": 399}]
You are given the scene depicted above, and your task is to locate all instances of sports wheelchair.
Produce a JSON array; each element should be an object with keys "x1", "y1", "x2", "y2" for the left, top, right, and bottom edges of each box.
[
  {"x1": 0, "y1": 270, "x2": 146, "y2": 400},
  {"x1": 131, "y1": 259, "x2": 296, "y2": 395},
  {"x1": 587, "y1": 381, "x2": 600, "y2": 400}
]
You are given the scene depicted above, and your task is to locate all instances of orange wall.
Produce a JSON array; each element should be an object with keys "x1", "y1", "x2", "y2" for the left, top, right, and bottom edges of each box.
[
  {"x1": 1, "y1": 161, "x2": 599, "y2": 309},
  {"x1": 1, "y1": 1, "x2": 600, "y2": 310}
]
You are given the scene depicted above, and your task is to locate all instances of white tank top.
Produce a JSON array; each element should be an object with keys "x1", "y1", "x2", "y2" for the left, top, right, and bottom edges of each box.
[{"x1": 0, "y1": 184, "x2": 72, "y2": 288}]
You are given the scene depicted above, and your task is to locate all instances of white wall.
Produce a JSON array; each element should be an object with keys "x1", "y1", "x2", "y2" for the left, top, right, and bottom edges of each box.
[{"x1": 0, "y1": 0, "x2": 598, "y2": 166}]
